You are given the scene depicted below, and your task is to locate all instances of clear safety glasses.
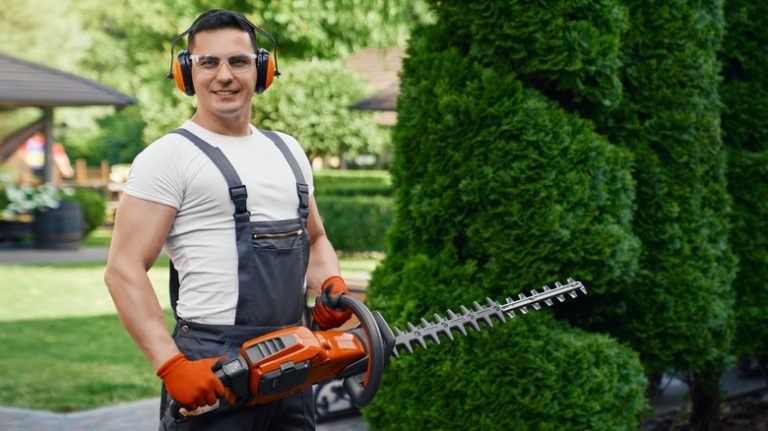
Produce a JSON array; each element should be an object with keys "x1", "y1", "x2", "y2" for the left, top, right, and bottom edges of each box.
[{"x1": 189, "y1": 54, "x2": 258, "y2": 74}]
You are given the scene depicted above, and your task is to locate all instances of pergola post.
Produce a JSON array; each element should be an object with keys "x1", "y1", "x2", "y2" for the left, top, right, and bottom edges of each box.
[{"x1": 42, "y1": 107, "x2": 54, "y2": 183}]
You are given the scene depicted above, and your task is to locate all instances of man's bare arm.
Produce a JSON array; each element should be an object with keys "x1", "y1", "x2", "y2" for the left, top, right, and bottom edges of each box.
[
  {"x1": 305, "y1": 195, "x2": 341, "y2": 298},
  {"x1": 104, "y1": 195, "x2": 179, "y2": 369}
]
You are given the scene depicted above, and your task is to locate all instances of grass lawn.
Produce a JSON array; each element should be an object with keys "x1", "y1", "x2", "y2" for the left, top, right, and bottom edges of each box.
[{"x1": 0, "y1": 251, "x2": 379, "y2": 412}]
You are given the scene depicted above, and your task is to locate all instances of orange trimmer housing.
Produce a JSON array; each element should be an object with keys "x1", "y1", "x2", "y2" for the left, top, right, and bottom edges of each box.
[{"x1": 239, "y1": 326, "x2": 367, "y2": 405}]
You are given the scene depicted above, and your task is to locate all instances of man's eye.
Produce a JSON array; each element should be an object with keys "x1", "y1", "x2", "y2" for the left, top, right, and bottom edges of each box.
[
  {"x1": 229, "y1": 56, "x2": 250, "y2": 67},
  {"x1": 199, "y1": 58, "x2": 220, "y2": 68}
]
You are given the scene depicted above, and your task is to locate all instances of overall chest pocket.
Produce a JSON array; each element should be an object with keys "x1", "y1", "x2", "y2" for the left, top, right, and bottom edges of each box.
[{"x1": 248, "y1": 219, "x2": 309, "y2": 326}]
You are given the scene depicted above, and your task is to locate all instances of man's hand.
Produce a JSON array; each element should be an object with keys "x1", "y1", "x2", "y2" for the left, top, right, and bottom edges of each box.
[
  {"x1": 312, "y1": 275, "x2": 353, "y2": 329},
  {"x1": 157, "y1": 353, "x2": 228, "y2": 410}
]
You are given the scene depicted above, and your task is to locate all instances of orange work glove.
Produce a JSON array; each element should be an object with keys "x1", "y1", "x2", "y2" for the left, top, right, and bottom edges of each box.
[
  {"x1": 157, "y1": 352, "x2": 228, "y2": 410},
  {"x1": 312, "y1": 275, "x2": 353, "y2": 329}
]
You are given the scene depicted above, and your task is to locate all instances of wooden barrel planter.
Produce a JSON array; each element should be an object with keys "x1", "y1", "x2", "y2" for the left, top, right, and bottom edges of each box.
[{"x1": 33, "y1": 201, "x2": 83, "y2": 250}]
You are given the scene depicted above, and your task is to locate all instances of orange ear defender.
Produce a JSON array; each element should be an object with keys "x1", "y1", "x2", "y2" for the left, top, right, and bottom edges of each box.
[{"x1": 166, "y1": 10, "x2": 281, "y2": 96}]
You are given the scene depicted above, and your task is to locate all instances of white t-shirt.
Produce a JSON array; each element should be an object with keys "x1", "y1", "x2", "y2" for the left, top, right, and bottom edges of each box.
[{"x1": 123, "y1": 120, "x2": 314, "y2": 325}]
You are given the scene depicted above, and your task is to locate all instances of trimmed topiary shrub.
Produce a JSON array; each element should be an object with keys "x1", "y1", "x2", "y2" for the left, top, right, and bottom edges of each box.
[
  {"x1": 720, "y1": 1, "x2": 768, "y2": 366},
  {"x1": 364, "y1": 0, "x2": 647, "y2": 426},
  {"x1": 594, "y1": 0, "x2": 737, "y2": 426}
]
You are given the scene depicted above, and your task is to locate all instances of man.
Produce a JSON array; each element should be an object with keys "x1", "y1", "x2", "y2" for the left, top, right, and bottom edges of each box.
[{"x1": 104, "y1": 9, "x2": 351, "y2": 430}]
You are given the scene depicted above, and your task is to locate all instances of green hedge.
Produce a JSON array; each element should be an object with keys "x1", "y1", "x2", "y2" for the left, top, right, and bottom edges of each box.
[
  {"x1": 314, "y1": 170, "x2": 391, "y2": 197},
  {"x1": 315, "y1": 194, "x2": 392, "y2": 253},
  {"x1": 720, "y1": 1, "x2": 768, "y2": 360}
]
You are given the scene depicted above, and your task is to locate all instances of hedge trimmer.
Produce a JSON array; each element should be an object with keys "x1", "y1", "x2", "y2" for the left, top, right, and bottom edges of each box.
[{"x1": 173, "y1": 278, "x2": 587, "y2": 417}]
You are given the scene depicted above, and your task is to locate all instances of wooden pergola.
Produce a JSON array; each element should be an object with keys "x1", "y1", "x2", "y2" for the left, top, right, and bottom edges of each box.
[{"x1": 0, "y1": 53, "x2": 135, "y2": 182}]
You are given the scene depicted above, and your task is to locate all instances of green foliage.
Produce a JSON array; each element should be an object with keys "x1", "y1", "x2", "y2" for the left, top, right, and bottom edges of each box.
[
  {"x1": 590, "y1": 1, "x2": 736, "y2": 423},
  {"x1": 426, "y1": 0, "x2": 628, "y2": 114},
  {"x1": 365, "y1": 253, "x2": 648, "y2": 430},
  {"x1": 365, "y1": 1, "x2": 645, "y2": 426},
  {"x1": 720, "y1": 1, "x2": 768, "y2": 359},
  {"x1": 66, "y1": 189, "x2": 107, "y2": 238},
  {"x1": 314, "y1": 169, "x2": 391, "y2": 196},
  {"x1": 314, "y1": 170, "x2": 392, "y2": 252},
  {"x1": 255, "y1": 59, "x2": 391, "y2": 161}
]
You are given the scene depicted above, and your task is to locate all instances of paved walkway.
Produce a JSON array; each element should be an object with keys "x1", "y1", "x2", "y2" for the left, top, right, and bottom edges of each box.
[{"x1": 0, "y1": 246, "x2": 109, "y2": 264}]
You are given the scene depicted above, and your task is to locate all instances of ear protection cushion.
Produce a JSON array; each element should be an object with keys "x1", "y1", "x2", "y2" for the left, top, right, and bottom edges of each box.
[
  {"x1": 255, "y1": 48, "x2": 275, "y2": 94},
  {"x1": 173, "y1": 50, "x2": 195, "y2": 96}
]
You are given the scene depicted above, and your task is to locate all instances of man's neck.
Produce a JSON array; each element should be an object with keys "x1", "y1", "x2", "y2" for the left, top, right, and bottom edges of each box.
[{"x1": 191, "y1": 111, "x2": 252, "y2": 137}]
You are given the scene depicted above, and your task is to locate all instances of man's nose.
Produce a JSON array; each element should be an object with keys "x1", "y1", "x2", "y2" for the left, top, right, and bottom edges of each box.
[{"x1": 214, "y1": 61, "x2": 235, "y2": 80}]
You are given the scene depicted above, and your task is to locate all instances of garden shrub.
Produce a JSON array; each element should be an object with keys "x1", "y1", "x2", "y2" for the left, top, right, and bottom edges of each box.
[
  {"x1": 720, "y1": 0, "x2": 768, "y2": 362},
  {"x1": 67, "y1": 188, "x2": 106, "y2": 238},
  {"x1": 364, "y1": 0, "x2": 646, "y2": 425},
  {"x1": 593, "y1": 0, "x2": 736, "y2": 425},
  {"x1": 365, "y1": 252, "x2": 648, "y2": 430}
]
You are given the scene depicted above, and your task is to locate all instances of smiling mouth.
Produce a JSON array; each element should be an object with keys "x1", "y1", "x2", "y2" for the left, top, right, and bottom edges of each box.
[{"x1": 213, "y1": 89, "x2": 239, "y2": 96}]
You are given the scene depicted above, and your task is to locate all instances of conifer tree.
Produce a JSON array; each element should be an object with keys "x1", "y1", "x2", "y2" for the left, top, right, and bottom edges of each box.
[{"x1": 364, "y1": 1, "x2": 647, "y2": 428}]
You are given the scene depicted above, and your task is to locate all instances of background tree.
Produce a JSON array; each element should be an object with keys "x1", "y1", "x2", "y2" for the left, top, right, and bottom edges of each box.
[
  {"x1": 254, "y1": 59, "x2": 390, "y2": 166},
  {"x1": 720, "y1": 0, "x2": 768, "y2": 376},
  {"x1": 363, "y1": 0, "x2": 648, "y2": 428},
  {"x1": 594, "y1": 0, "x2": 737, "y2": 427}
]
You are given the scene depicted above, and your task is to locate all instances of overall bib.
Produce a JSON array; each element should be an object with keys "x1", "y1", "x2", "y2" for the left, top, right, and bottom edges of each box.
[{"x1": 159, "y1": 128, "x2": 314, "y2": 431}]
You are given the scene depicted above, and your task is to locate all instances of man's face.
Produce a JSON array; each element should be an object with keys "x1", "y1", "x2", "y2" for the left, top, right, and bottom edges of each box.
[{"x1": 190, "y1": 28, "x2": 257, "y2": 122}]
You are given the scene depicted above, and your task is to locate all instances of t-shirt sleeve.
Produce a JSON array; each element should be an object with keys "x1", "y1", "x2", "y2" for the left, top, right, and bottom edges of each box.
[{"x1": 123, "y1": 138, "x2": 185, "y2": 209}]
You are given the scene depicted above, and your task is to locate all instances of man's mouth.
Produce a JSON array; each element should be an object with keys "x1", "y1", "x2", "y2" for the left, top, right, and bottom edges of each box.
[{"x1": 213, "y1": 89, "x2": 239, "y2": 96}]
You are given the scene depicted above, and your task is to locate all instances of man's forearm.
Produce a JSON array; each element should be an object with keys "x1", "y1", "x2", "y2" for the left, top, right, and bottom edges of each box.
[
  {"x1": 105, "y1": 265, "x2": 179, "y2": 369},
  {"x1": 306, "y1": 232, "x2": 341, "y2": 298}
]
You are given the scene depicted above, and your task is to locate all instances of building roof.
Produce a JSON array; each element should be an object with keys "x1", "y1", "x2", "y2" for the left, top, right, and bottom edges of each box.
[
  {"x1": 345, "y1": 47, "x2": 405, "y2": 90},
  {"x1": 0, "y1": 54, "x2": 136, "y2": 108},
  {"x1": 346, "y1": 47, "x2": 405, "y2": 126}
]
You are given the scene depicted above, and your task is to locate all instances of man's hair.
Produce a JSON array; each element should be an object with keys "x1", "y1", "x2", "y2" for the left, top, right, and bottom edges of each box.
[{"x1": 188, "y1": 9, "x2": 258, "y2": 53}]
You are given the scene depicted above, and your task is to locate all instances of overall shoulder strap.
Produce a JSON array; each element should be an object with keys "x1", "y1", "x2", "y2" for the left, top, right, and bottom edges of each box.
[
  {"x1": 166, "y1": 128, "x2": 254, "y2": 320},
  {"x1": 259, "y1": 130, "x2": 310, "y2": 221}
]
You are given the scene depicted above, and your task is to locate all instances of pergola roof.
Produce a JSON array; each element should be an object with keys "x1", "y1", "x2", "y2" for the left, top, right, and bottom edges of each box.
[{"x1": 0, "y1": 53, "x2": 135, "y2": 108}]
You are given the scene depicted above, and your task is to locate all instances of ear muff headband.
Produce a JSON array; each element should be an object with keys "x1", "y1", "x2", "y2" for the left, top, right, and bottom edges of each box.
[{"x1": 166, "y1": 10, "x2": 281, "y2": 96}]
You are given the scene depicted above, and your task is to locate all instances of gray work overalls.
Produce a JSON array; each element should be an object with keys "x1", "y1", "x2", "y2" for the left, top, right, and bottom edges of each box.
[{"x1": 159, "y1": 128, "x2": 314, "y2": 431}]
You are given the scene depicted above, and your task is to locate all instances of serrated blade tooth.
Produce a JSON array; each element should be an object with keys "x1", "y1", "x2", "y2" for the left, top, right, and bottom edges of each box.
[
  {"x1": 506, "y1": 309, "x2": 516, "y2": 319},
  {"x1": 520, "y1": 306, "x2": 528, "y2": 314},
  {"x1": 530, "y1": 289, "x2": 539, "y2": 296},
  {"x1": 480, "y1": 314, "x2": 494, "y2": 327},
  {"x1": 407, "y1": 322, "x2": 418, "y2": 332},
  {"x1": 518, "y1": 293, "x2": 527, "y2": 300},
  {"x1": 556, "y1": 281, "x2": 564, "y2": 288},
  {"x1": 447, "y1": 309, "x2": 458, "y2": 319},
  {"x1": 468, "y1": 318, "x2": 480, "y2": 331},
  {"x1": 532, "y1": 302, "x2": 541, "y2": 310},
  {"x1": 428, "y1": 332, "x2": 441, "y2": 345},
  {"x1": 421, "y1": 317, "x2": 431, "y2": 328},
  {"x1": 569, "y1": 290, "x2": 578, "y2": 298},
  {"x1": 403, "y1": 340, "x2": 414, "y2": 354},
  {"x1": 542, "y1": 285, "x2": 551, "y2": 292},
  {"x1": 415, "y1": 336, "x2": 427, "y2": 349},
  {"x1": 544, "y1": 298, "x2": 553, "y2": 306},
  {"x1": 455, "y1": 323, "x2": 468, "y2": 336},
  {"x1": 473, "y1": 301, "x2": 483, "y2": 311},
  {"x1": 460, "y1": 305, "x2": 471, "y2": 315},
  {"x1": 489, "y1": 298, "x2": 506, "y2": 323},
  {"x1": 393, "y1": 347, "x2": 401, "y2": 358},
  {"x1": 580, "y1": 286, "x2": 587, "y2": 294},
  {"x1": 557, "y1": 295, "x2": 565, "y2": 302}
]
